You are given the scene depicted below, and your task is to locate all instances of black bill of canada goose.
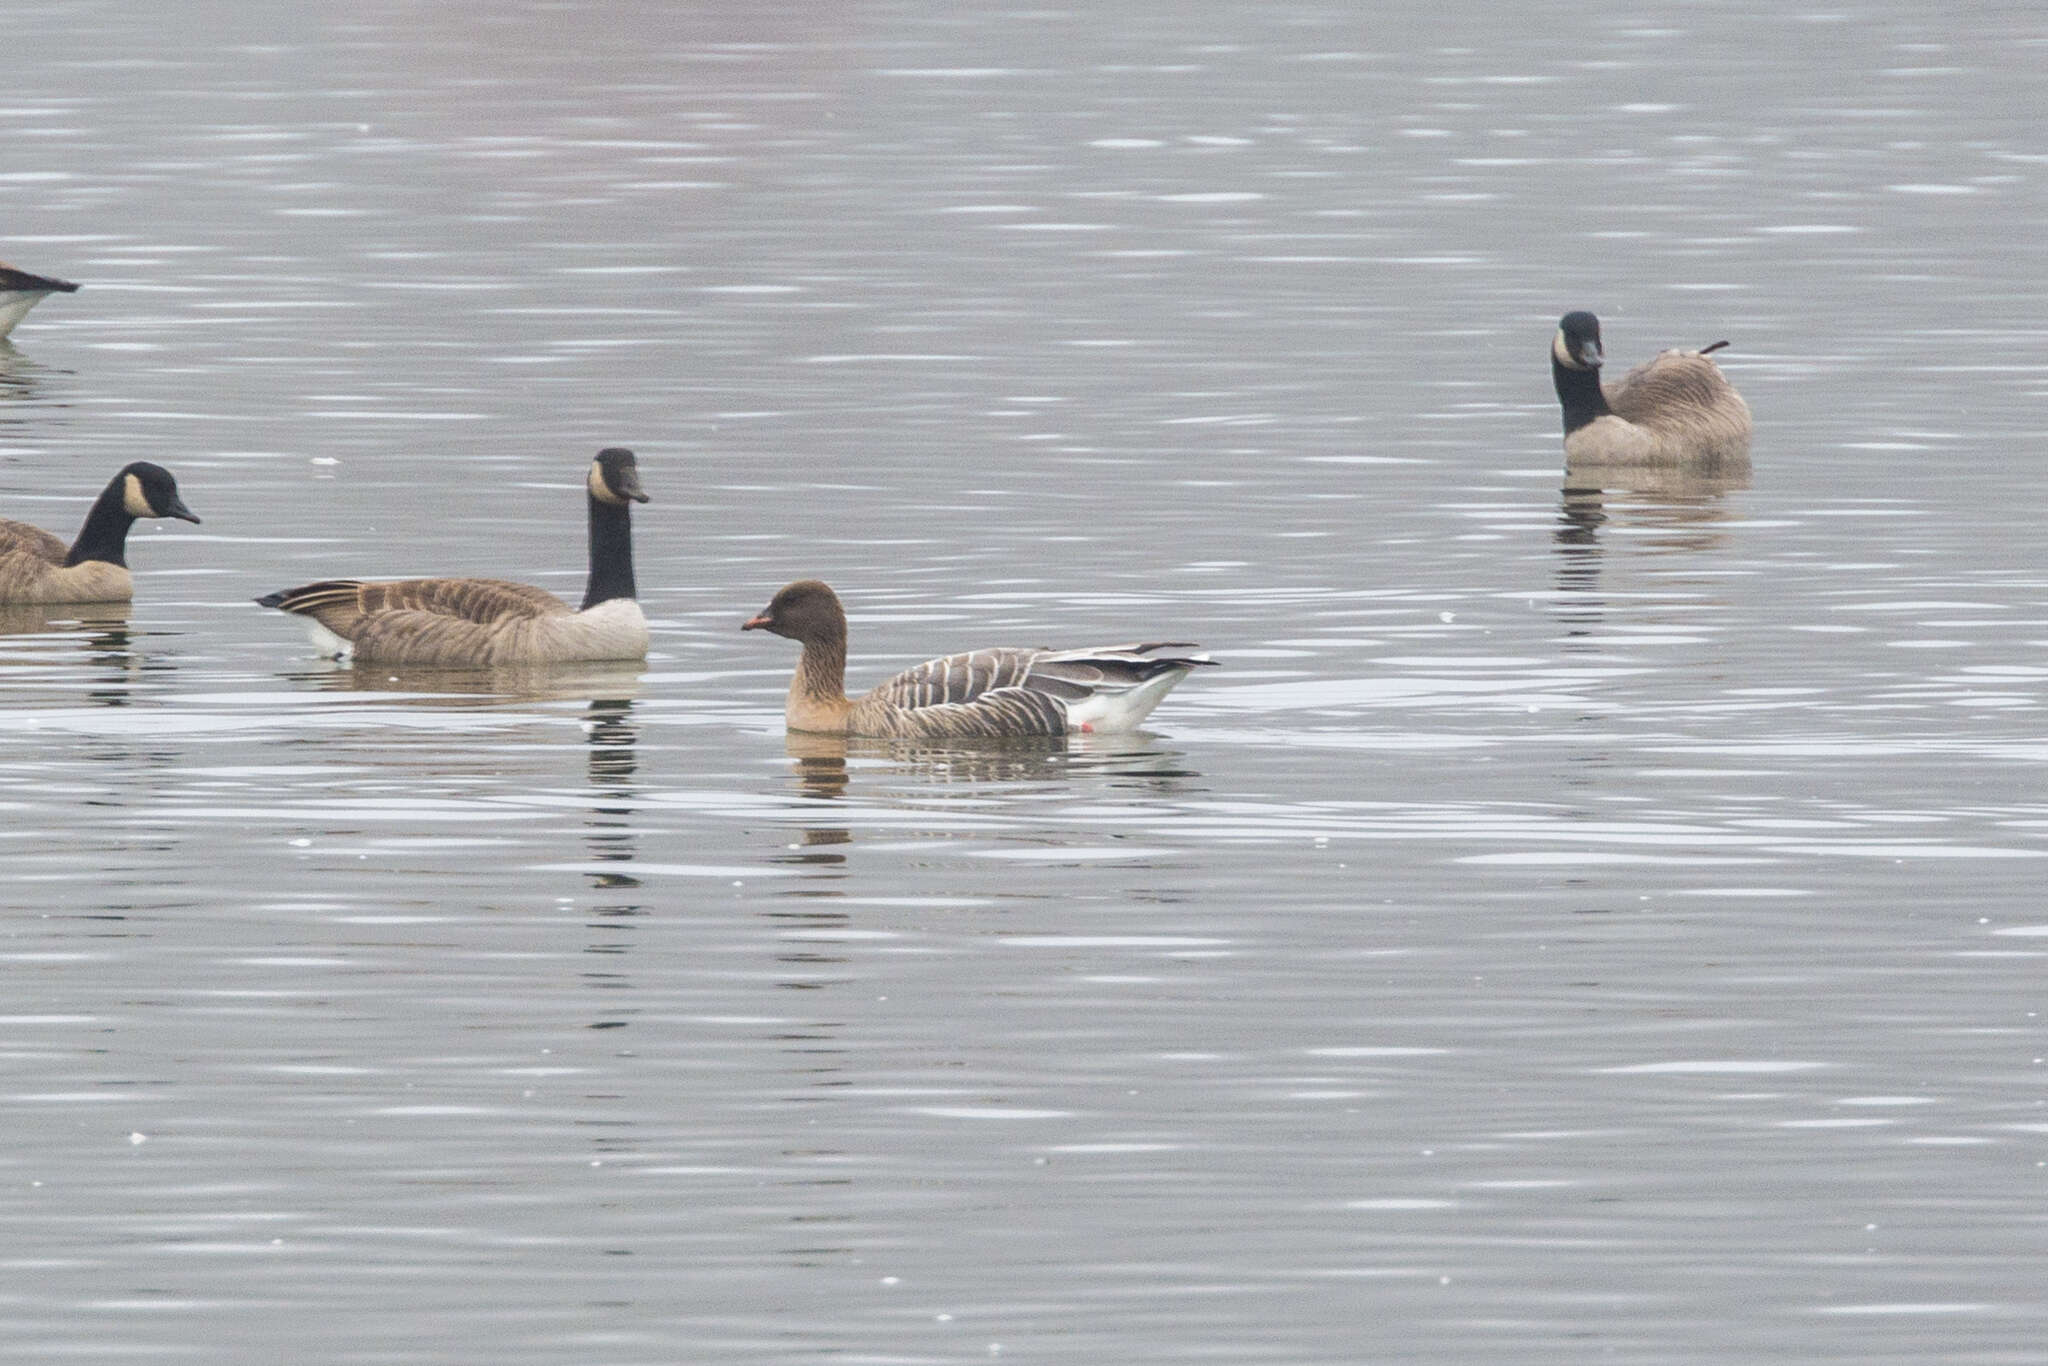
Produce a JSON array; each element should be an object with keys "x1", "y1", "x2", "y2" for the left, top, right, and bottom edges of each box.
[
  {"x1": 742, "y1": 578, "x2": 1214, "y2": 739},
  {"x1": 0, "y1": 262, "x2": 81, "y2": 340},
  {"x1": 0, "y1": 462, "x2": 201, "y2": 604},
  {"x1": 1551, "y1": 311, "x2": 1752, "y2": 469},
  {"x1": 256, "y1": 447, "x2": 651, "y2": 667}
]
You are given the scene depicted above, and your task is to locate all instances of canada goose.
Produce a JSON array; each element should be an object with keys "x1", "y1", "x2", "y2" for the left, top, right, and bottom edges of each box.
[
  {"x1": 1551, "y1": 311, "x2": 1752, "y2": 469},
  {"x1": 742, "y1": 578, "x2": 1214, "y2": 739},
  {"x1": 0, "y1": 462, "x2": 200, "y2": 604},
  {"x1": 257, "y1": 447, "x2": 650, "y2": 667},
  {"x1": 0, "y1": 262, "x2": 81, "y2": 339}
]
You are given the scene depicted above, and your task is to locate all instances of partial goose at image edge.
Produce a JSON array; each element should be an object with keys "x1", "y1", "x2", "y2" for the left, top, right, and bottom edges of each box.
[
  {"x1": 0, "y1": 261, "x2": 81, "y2": 340},
  {"x1": 0, "y1": 462, "x2": 200, "y2": 606}
]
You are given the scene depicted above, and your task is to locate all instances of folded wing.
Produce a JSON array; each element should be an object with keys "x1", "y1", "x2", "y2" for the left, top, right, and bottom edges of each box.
[
  {"x1": 1606, "y1": 351, "x2": 1741, "y2": 431},
  {"x1": 256, "y1": 577, "x2": 574, "y2": 666},
  {"x1": 867, "y1": 646, "x2": 1043, "y2": 710},
  {"x1": 1024, "y1": 642, "x2": 1212, "y2": 694},
  {"x1": 0, "y1": 518, "x2": 71, "y2": 567},
  {"x1": 859, "y1": 641, "x2": 1213, "y2": 737}
]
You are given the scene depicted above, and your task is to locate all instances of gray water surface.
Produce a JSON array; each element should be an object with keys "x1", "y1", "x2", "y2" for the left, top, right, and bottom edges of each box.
[{"x1": 4, "y1": 2, "x2": 2047, "y2": 1362}]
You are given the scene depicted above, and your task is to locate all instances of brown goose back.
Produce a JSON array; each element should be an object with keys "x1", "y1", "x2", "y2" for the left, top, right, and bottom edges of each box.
[
  {"x1": 0, "y1": 518, "x2": 131, "y2": 603},
  {"x1": 1568, "y1": 350, "x2": 1752, "y2": 469},
  {"x1": 0, "y1": 518, "x2": 68, "y2": 565}
]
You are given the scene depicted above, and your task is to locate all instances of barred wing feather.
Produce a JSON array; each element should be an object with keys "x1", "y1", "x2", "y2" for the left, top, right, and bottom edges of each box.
[
  {"x1": 862, "y1": 686, "x2": 1070, "y2": 740},
  {"x1": 857, "y1": 641, "x2": 1212, "y2": 737},
  {"x1": 867, "y1": 647, "x2": 1044, "y2": 711}
]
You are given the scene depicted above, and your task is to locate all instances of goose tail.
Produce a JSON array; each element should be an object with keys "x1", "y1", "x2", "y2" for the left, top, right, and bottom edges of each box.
[{"x1": 1033, "y1": 643, "x2": 1216, "y2": 733}]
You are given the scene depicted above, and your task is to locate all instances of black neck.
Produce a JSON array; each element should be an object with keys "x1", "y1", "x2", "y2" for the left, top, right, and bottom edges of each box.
[
  {"x1": 65, "y1": 480, "x2": 137, "y2": 567},
  {"x1": 580, "y1": 495, "x2": 637, "y2": 610},
  {"x1": 1553, "y1": 354, "x2": 1611, "y2": 436}
]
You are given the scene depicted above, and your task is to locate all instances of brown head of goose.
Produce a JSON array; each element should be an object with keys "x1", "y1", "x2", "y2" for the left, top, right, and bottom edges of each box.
[
  {"x1": 0, "y1": 261, "x2": 81, "y2": 340},
  {"x1": 1551, "y1": 310, "x2": 1752, "y2": 470},
  {"x1": 256, "y1": 447, "x2": 650, "y2": 667},
  {"x1": 742, "y1": 578, "x2": 1214, "y2": 739},
  {"x1": 0, "y1": 461, "x2": 201, "y2": 604}
]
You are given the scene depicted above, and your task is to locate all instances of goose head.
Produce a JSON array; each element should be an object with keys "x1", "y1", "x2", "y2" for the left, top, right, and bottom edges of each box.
[
  {"x1": 120, "y1": 462, "x2": 202, "y2": 523},
  {"x1": 588, "y1": 447, "x2": 650, "y2": 506},
  {"x1": 743, "y1": 579, "x2": 845, "y2": 644},
  {"x1": 1553, "y1": 311, "x2": 1604, "y2": 371}
]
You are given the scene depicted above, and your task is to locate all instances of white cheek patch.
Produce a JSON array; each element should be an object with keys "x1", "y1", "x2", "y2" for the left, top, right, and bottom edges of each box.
[
  {"x1": 588, "y1": 462, "x2": 622, "y2": 505},
  {"x1": 1552, "y1": 332, "x2": 1580, "y2": 369},
  {"x1": 122, "y1": 473, "x2": 153, "y2": 517}
]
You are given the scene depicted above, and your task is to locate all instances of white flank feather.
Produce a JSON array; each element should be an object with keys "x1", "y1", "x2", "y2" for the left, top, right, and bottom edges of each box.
[
  {"x1": 1059, "y1": 657, "x2": 1209, "y2": 733},
  {"x1": 299, "y1": 617, "x2": 355, "y2": 659},
  {"x1": 0, "y1": 293, "x2": 48, "y2": 338}
]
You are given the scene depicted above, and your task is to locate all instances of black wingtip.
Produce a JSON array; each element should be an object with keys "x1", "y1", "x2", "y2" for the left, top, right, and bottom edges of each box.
[
  {"x1": 255, "y1": 591, "x2": 287, "y2": 609},
  {"x1": 1699, "y1": 340, "x2": 1731, "y2": 356},
  {"x1": 0, "y1": 265, "x2": 80, "y2": 293}
]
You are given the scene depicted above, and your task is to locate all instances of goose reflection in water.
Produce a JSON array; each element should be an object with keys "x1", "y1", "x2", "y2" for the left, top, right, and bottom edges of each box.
[
  {"x1": 280, "y1": 657, "x2": 648, "y2": 705},
  {"x1": 582, "y1": 696, "x2": 641, "y2": 890},
  {"x1": 0, "y1": 341, "x2": 70, "y2": 408},
  {"x1": 783, "y1": 728, "x2": 1201, "y2": 794},
  {"x1": 1554, "y1": 465, "x2": 1753, "y2": 636},
  {"x1": 779, "y1": 730, "x2": 856, "y2": 860},
  {"x1": 0, "y1": 605, "x2": 143, "y2": 706},
  {"x1": 580, "y1": 696, "x2": 643, "y2": 1037},
  {"x1": 1559, "y1": 460, "x2": 1752, "y2": 539},
  {"x1": 768, "y1": 730, "x2": 1206, "y2": 910},
  {"x1": 0, "y1": 603, "x2": 132, "y2": 643}
]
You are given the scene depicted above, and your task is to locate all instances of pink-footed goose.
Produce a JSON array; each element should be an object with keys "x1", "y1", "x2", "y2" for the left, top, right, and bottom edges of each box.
[
  {"x1": 0, "y1": 462, "x2": 201, "y2": 604},
  {"x1": 1552, "y1": 311, "x2": 1752, "y2": 470},
  {"x1": 742, "y1": 579, "x2": 1214, "y2": 739},
  {"x1": 0, "y1": 261, "x2": 81, "y2": 339},
  {"x1": 257, "y1": 447, "x2": 650, "y2": 667}
]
